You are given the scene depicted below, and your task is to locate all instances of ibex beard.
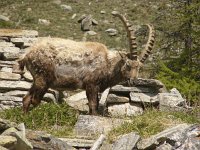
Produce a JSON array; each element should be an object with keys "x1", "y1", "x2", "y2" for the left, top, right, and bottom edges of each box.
[{"x1": 13, "y1": 12, "x2": 155, "y2": 115}]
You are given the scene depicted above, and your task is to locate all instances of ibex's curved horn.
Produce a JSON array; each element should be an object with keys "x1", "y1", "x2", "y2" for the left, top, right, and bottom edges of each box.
[
  {"x1": 139, "y1": 24, "x2": 155, "y2": 63},
  {"x1": 112, "y1": 11, "x2": 137, "y2": 60}
]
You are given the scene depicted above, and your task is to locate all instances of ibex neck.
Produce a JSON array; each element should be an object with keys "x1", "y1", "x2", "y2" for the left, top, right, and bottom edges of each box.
[{"x1": 107, "y1": 51, "x2": 125, "y2": 86}]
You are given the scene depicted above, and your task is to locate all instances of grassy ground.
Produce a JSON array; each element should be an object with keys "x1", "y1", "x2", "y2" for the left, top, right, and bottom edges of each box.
[
  {"x1": 108, "y1": 108, "x2": 200, "y2": 142},
  {"x1": 0, "y1": 103, "x2": 78, "y2": 137},
  {"x1": 0, "y1": 104, "x2": 199, "y2": 139},
  {"x1": 0, "y1": 0, "x2": 166, "y2": 49}
]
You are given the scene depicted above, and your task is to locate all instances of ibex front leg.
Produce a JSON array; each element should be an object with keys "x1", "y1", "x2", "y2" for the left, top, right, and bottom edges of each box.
[
  {"x1": 23, "y1": 76, "x2": 48, "y2": 113},
  {"x1": 86, "y1": 85, "x2": 99, "y2": 115}
]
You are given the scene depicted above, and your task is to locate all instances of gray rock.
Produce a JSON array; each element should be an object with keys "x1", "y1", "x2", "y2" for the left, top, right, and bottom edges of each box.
[
  {"x1": 0, "y1": 71, "x2": 21, "y2": 81},
  {"x1": 59, "y1": 138, "x2": 95, "y2": 148},
  {"x1": 77, "y1": 14, "x2": 86, "y2": 23},
  {"x1": 26, "y1": 130, "x2": 76, "y2": 150},
  {"x1": 176, "y1": 124, "x2": 200, "y2": 150},
  {"x1": 0, "y1": 95, "x2": 22, "y2": 102},
  {"x1": 0, "y1": 100, "x2": 16, "y2": 106},
  {"x1": 10, "y1": 37, "x2": 38, "y2": 48},
  {"x1": 60, "y1": 5, "x2": 72, "y2": 11},
  {"x1": 74, "y1": 115, "x2": 128, "y2": 137},
  {"x1": 0, "y1": 135, "x2": 17, "y2": 149},
  {"x1": 110, "y1": 85, "x2": 151, "y2": 93},
  {"x1": 0, "y1": 41, "x2": 15, "y2": 47},
  {"x1": 92, "y1": 19, "x2": 98, "y2": 25},
  {"x1": 105, "y1": 28, "x2": 118, "y2": 36},
  {"x1": 43, "y1": 93, "x2": 57, "y2": 103},
  {"x1": 107, "y1": 94, "x2": 129, "y2": 104},
  {"x1": 22, "y1": 71, "x2": 33, "y2": 81},
  {"x1": 0, "y1": 81, "x2": 31, "y2": 91},
  {"x1": 81, "y1": 15, "x2": 92, "y2": 31},
  {"x1": 137, "y1": 123, "x2": 191, "y2": 150},
  {"x1": 71, "y1": 14, "x2": 77, "y2": 19},
  {"x1": 3, "y1": 90, "x2": 27, "y2": 97},
  {"x1": 108, "y1": 103, "x2": 143, "y2": 117},
  {"x1": 10, "y1": 131, "x2": 33, "y2": 150},
  {"x1": 158, "y1": 92, "x2": 186, "y2": 110},
  {"x1": 100, "y1": 142, "x2": 112, "y2": 150},
  {"x1": 130, "y1": 92, "x2": 158, "y2": 103},
  {"x1": 1, "y1": 127, "x2": 18, "y2": 136},
  {"x1": 99, "y1": 88, "x2": 110, "y2": 114},
  {"x1": 0, "y1": 119, "x2": 17, "y2": 132},
  {"x1": 64, "y1": 91, "x2": 88, "y2": 112},
  {"x1": 0, "y1": 61, "x2": 16, "y2": 67},
  {"x1": 100, "y1": 10, "x2": 106, "y2": 14},
  {"x1": 0, "y1": 29, "x2": 38, "y2": 38},
  {"x1": 86, "y1": 31, "x2": 97, "y2": 36},
  {"x1": 130, "y1": 78, "x2": 165, "y2": 89},
  {"x1": 0, "y1": 67, "x2": 13, "y2": 72},
  {"x1": 112, "y1": 132, "x2": 140, "y2": 150},
  {"x1": 0, "y1": 47, "x2": 21, "y2": 60},
  {"x1": 156, "y1": 143, "x2": 172, "y2": 150},
  {"x1": 0, "y1": 15, "x2": 9, "y2": 21},
  {"x1": 27, "y1": 8, "x2": 32, "y2": 11},
  {"x1": 16, "y1": 123, "x2": 26, "y2": 139},
  {"x1": 38, "y1": 19, "x2": 51, "y2": 25}
]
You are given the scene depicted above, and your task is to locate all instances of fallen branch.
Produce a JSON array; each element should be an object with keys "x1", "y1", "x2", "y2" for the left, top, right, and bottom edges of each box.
[{"x1": 90, "y1": 134, "x2": 106, "y2": 150}]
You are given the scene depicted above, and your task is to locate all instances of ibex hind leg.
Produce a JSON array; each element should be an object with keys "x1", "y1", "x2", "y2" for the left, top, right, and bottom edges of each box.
[{"x1": 86, "y1": 85, "x2": 99, "y2": 115}]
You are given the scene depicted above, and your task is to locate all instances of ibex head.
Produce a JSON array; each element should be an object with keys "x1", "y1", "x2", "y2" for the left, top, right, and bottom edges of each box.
[{"x1": 112, "y1": 11, "x2": 155, "y2": 80}]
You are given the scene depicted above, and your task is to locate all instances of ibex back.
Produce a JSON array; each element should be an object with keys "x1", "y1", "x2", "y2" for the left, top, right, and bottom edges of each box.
[{"x1": 13, "y1": 11, "x2": 155, "y2": 115}]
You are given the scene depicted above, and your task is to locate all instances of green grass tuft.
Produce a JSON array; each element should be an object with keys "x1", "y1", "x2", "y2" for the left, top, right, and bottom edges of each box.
[{"x1": 0, "y1": 103, "x2": 78, "y2": 137}]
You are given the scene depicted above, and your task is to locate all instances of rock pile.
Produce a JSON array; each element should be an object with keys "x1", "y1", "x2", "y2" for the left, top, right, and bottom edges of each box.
[
  {"x1": 0, "y1": 29, "x2": 58, "y2": 111},
  {"x1": 112, "y1": 124, "x2": 200, "y2": 150},
  {"x1": 106, "y1": 78, "x2": 187, "y2": 117},
  {"x1": 0, "y1": 118, "x2": 76, "y2": 150},
  {"x1": 65, "y1": 78, "x2": 187, "y2": 117}
]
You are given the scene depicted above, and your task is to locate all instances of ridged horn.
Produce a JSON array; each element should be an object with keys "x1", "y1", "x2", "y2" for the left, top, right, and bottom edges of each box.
[
  {"x1": 112, "y1": 11, "x2": 137, "y2": 60},
  {"x1": 139, "y1": 24, "x2": 155, "y2": 63}
]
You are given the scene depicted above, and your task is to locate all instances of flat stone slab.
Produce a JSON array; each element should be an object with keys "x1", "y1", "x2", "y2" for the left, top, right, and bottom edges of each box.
[
  {"x1": 0, "y1": 135, "x2": 17, "y2": 149},
  {"x1": 137, "y1": 123, "x2": 191, "y2": 150},
  {"x1": 10, "y1": 37, "x2": 38, "y2": 48},
  {"x1": 0, "y1": 47, "x2": 21, "y2": 60},
  {"x1": 59, "y1": 138, "x2": 95, "y2": 148},
  {"x1": 112, "y1": 132, "x2": 140, "y2": 150},
  {"x1": 107, "y1": 94, "x2": 129, "y2": 104},
  {"x1": 0, "y1": 95, "x2": 22, "y2": 102},
  {"x1": 129, "y1": 78, "x2": 164, "y2": 88},
  {"x1": 110, "y1": 85, "x2": 151, "y2": 93},
  {"x1": 130, "y1": 92, "x2": 158, "y2": 103},
  {"x1": 0, "y1": 71, "x2": 21, "y2": 81},
  {"x1": 108, "y1": 103, "x2": 144, "y2": 117},
  {"x1": 0, "y1": 29, "x2": 38, "y2": 38},
  {"x1": 0, "y1": 67, "x2": 13, "y2": 72},
  {"x1": 2, "y1": 90, "x2": 27, "y2": 97},
  {"x1": 158, "y1": 93, "x2": 185, "y2": 109},
  {"x1": 0, "y1": 81, "x2": 31, "y2": 91},
  {"x1": 0, "y1": 41, "x2": 15, "y2": 47},
  {"x1": 74, "y1": 115, "x2": 128, "y2": 137},
  {"x1": 64, "y1": 91, "x2": 88, "y2": 112},
  {"x1": 0, "y1": 60, "x2": 16, "y2": 66}
]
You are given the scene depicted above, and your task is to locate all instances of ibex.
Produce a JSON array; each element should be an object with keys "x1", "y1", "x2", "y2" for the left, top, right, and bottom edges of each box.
[{"x1": 13, "y1": 11, "x2": 155, "y2": 115}]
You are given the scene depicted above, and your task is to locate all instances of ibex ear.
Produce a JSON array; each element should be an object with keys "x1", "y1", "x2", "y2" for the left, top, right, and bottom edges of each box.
[
  {"x1": 118, "y1": 51, "x2": 127, "y2": 61},
  {"x1": 126, "y1": 52, "x2": 138, "y2": 60}
]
